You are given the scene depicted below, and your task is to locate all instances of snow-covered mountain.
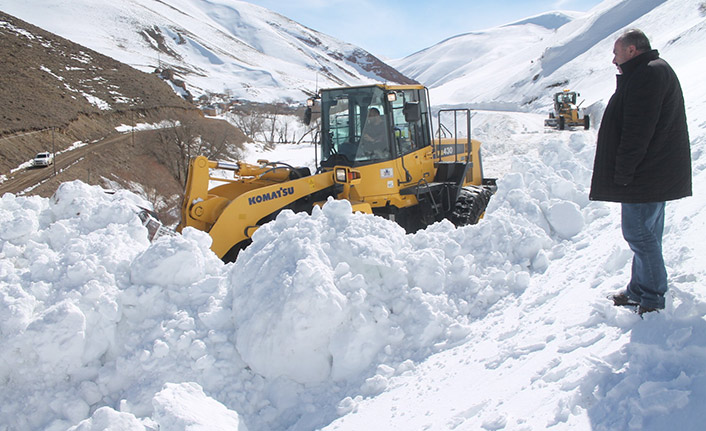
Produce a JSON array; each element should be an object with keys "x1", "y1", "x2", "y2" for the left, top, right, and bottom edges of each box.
[
  {"x1": 0, "y1": 0, "x2": 414, "y2": 104},
  {"x1": 392, "y1": 0, "x2": 704, "y2": 116},
  {"x1": 390, "y1": 11, "x2": 580, "y2": 90}
]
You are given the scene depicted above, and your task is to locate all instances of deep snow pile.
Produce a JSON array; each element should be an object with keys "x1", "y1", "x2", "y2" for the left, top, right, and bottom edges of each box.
[
  {"x1": 2, "y1": 103, "x2": 705, "y2": 430},
  {"x1": 0, "y1": 161, "x2": 555, "y2": 430}
]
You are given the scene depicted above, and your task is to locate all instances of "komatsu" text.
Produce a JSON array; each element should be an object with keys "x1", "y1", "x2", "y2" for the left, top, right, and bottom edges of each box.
[{"x1": 248, "y1": 186, "x2": 295, "y2": 205}]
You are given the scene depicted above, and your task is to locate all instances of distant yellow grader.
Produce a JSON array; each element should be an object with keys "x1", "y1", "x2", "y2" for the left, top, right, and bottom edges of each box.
[
  {"x1": 176, "y1": 84, "x2": 496, "y2": 262},
  {"x1": 544, "y1": 89, "x2": 589, "y2": 130}
]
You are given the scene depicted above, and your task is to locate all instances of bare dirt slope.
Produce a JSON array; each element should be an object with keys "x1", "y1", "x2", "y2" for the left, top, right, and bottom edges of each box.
[{"x1": 0, "y1": 11, "x2": 247, "y2": 223}]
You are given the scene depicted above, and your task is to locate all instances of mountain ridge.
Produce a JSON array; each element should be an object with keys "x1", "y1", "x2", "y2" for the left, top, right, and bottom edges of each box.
[
  {"x1": 0, "y1": 0, "x2": 416, "y2": 105},
  {"x1": 391, "y1": 0, "x2": 703, "y2": 115}
]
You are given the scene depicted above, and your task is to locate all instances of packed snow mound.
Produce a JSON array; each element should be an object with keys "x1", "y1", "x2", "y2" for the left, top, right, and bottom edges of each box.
[
  {"x1": 1, "y1": 125, "x2": 601, "y2": 430},
  {"x1": 230, "y1": 193, "x2": 552, "y2": 385},
  {"x1": 67, "y1": 382, "x2": 249, "y2": 431},
  {"x1": 2, "y1": 99, "x2": 706, "y2": 430}
]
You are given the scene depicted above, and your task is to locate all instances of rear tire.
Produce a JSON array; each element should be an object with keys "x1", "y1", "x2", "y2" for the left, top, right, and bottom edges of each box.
[
  {"x1": 558, "y1": 116, "x2": 566, "y2": 130},
  {"x1": 584, "y1": 115, "x2": 590, "y2": 130}
]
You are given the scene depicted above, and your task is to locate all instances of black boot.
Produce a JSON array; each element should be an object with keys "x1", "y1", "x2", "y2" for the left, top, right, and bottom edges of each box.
[{"x1": 611, "y1": 292, "x2": 639, "y2": 307}]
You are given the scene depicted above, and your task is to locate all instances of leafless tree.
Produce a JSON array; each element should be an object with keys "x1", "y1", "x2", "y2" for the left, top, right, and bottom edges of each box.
[
  {"x1": 295, "y1": 122, "x2": 320, "y2": 145},
  {"x1": 227, "y1": 109, "x2": 267, "y2": 142},
  {"x1": 227, "y1": 103, "x2": 303, "y2": 147},
  {"x1": 153, "y1": 118, "x2": 240, "y2": 187}
]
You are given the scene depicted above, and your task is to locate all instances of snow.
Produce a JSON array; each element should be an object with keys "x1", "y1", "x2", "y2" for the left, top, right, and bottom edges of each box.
[
  {"x1": 0, "y1": 0, "x2": 400, "y2": 103},
  {"x1": 3, "y1": 111, "x2": 704, "y2": 430},
  {"x1": 114, "y1": 120, "x2": 182, "y2": 134},
  {"x1": 1, "y1": 0, "x2": 706, "y2": 430},
  {"x1": 392, "y1": 0, "x2": 705, "y2": 116}
]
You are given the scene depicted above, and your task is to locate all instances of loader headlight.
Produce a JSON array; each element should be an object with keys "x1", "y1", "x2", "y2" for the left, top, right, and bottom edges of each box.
[{"x1": 335, "y1": 168, "x2": 362, "y2": 183}]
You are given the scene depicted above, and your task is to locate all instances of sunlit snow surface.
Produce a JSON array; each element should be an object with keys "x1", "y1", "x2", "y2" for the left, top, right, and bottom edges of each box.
[
  {"x1": 2, "y1": 102, "x2": 705, "y2": 431},
  {"x1": 2, "y1": 0, "x2": 706, "y2": 430}
]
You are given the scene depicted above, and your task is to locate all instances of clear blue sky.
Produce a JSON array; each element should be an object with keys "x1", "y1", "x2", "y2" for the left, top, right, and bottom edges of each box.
[{"x1": 247, "y1": 0, "x2": 604, "y2": 59}]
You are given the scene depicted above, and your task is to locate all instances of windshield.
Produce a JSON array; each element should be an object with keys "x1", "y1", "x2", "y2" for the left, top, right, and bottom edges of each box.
[
  {"x1": 320, "y1": 86, "x2": 390, "y2": 166},
  {"x1": 556, "y1": 92, "x2": 576, "y2": 104}
]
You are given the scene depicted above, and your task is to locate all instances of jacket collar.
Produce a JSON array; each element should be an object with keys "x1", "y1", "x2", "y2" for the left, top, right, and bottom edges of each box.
[{"x1": 619, "y1": 49, "x2": 660, "y2": 77}]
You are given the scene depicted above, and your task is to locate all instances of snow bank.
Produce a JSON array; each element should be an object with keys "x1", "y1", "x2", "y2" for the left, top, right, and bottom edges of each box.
[
  {"x1": 2, "y1": 105, "x2": 705, "y2": 431},
  {"x1": 0, "y1": 117, "x2": 604, "y2": 431}
]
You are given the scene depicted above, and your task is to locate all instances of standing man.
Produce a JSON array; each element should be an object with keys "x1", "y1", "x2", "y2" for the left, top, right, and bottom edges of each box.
[{"x1": 590, "y1": 29, "x2": 692, "y2": 315}]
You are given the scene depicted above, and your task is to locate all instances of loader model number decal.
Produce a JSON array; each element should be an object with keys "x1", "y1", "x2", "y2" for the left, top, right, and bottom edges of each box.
[
  {"x1": 440, "y1": 144, "x2": 466, "y2": 156},
  {"x1": 248, "y1": 186, "x2": 295, "y2": 205}
]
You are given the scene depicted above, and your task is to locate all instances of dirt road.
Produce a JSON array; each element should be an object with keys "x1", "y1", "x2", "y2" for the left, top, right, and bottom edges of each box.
[{"x1": 0, "y1": 133, "x2": 131, "y2": 196}]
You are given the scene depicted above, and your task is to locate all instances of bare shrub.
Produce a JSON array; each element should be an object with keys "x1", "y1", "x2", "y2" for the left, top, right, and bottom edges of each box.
[{"x1": 151, "y1": 117, "x2": 245, "y2": 187}]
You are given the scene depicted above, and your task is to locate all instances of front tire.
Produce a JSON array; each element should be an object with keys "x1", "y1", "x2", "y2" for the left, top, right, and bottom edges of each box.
[
  {"x1": 448, "y1": 186, "x2": 493, "y2": 226},
  {"x1": 221, "y1": 239, "x2": 252, "y2": 263}
]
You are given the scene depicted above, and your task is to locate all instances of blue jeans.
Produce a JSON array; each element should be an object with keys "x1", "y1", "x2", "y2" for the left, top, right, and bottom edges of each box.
[{"x1": 621, "y1": 202, "x2": 667, "y2": 309}]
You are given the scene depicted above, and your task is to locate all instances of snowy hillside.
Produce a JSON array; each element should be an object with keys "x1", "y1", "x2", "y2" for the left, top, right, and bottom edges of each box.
[
  {"x1": 392, "y1": 0, "x2": 705, "y2": 117},
  {"x1": 1, "y1": 0, "x2": 706, "y2": 430},
  {"x1": 0, "y1": 0, "x2": 413, "y2": 103},
  {"x1": 389, "y1": 11, "x2": 579, "y2": 93}
]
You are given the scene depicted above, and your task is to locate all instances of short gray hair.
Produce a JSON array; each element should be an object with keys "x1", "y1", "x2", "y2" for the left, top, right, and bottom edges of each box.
[{"x1": 617, "y1": 29, "x2": 652, "y2": 52}]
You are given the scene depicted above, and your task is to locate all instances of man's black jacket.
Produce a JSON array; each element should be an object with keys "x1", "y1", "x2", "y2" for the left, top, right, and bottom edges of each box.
[{"x1": 589, "y1": 49, "x2": 692, "y2": 203}]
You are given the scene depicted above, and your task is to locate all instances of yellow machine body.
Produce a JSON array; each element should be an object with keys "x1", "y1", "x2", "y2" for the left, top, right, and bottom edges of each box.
[
  {"x1": 178, "y1": 84, "x2": 496, "y2": 261},
  {"x1": 544, "y1": 89, "x2": 590, "y2": 130}
]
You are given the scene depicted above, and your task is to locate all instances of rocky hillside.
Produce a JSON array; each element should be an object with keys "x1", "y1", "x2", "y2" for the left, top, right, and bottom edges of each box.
[
  {"x1": 0, "y1": 11, "x2": 192, "y2": 134},
  {"x1": 0, "y1": 11, "x2": 247, "y2": 222}
]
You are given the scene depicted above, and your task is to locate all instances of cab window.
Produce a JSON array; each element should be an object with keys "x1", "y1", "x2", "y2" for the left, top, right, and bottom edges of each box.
[{"x1": 320, "y1": 87, "x2": 391, "y2": 165}]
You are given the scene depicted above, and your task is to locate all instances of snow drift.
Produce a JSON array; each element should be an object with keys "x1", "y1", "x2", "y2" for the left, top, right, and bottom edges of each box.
[{"x1": 3, "y1": 101, "x2": 705, "y2": 430}]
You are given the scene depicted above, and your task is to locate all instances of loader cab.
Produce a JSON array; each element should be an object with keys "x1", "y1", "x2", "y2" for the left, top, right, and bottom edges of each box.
[
  {"x1": 555, "y1": 91, "x2": 576, "y2": 104},
  {"x1": 554, "y1": 91, "x2": 577, "y2": 110},
  {"x1": 314, "y1": 85, "x2": 432, "y2": 168}
]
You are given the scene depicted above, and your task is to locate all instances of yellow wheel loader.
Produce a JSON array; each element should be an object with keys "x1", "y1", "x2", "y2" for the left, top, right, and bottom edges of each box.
[
  {"x1": 177, "y1": 84, "x2": 496, "y2": 262},
  {"x1": 544, "y1": 89, "x2": 590, "y2": 130}
]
